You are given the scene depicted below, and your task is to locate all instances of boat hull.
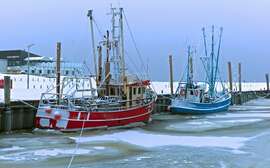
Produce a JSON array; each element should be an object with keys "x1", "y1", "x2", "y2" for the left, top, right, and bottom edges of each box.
[
  {"x1": 35, "y1": 102, "x2": 154, "y2": 131},
  {"x1": 170, "y1": 95, "x2": 231, "y2": 114}
]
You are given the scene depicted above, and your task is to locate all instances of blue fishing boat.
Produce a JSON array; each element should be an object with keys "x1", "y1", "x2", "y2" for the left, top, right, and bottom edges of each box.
[{"x1": 169, "y1": 26, "x2": 231, "y2": 114}]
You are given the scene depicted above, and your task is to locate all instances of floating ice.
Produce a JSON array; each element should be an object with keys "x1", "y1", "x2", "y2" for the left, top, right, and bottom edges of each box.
[
  {"x1": 0, "y1": 146, "x2": 25, "y2": 152},
  {"x1": 136, "y1": 156, "x2": 151, "y2": 160},
  {"x1": 71, "y1": 130, "x2": 250, "y2": 150},
  {"x1": 207, "y1": 113, "x2": 270, "y2": 119},
  {"x1": 34, "y1": 148, "x2": 91, "y2": 156},
  {"x1": 93, "y1": 146, "x2": 105, "y2": 150}
]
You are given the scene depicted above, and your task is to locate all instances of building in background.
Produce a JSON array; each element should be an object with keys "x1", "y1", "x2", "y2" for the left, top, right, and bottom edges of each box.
[{"x1": 0, "y1": 50, "x2": 88, "y2": 77}]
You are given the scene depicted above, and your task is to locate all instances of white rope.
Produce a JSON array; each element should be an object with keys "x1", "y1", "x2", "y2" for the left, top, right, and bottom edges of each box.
[{"x1": 66, "y1": 119, "x2": 86, "y2": 168}]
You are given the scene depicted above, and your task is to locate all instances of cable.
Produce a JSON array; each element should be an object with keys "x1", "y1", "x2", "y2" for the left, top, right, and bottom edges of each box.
[{"x1": 66, "y1": 119, "x2": 86, "y2": 168}]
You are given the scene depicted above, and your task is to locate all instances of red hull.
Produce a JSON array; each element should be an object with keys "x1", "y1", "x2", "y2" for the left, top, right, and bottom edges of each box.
[{"x1": 35, "y1": 102, "x2": 154, "y2": 131}]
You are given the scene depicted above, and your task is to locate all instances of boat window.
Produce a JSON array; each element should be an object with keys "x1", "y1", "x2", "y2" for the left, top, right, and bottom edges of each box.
[
  {"x1": 138, "y1": 87, "x2": 141, "y2": 94},
  {"x1": 65, "y1": 70, "x2": 69, "y2": 75},
  {"x1": 39, "y1": 70, "x2": 42, "y2": 74},
  {"x1": 133, "y1": 87, "x2": 136, "y2": 95},
  {"x1": 190, "y1": 90, "x2": 193, "y2": 95},
  {"x1": 142, "y1": 87, "x2": 145, "y2": 93},
  {"x1": 110, "y1": 87, "x2": 115, "y2": 95}
]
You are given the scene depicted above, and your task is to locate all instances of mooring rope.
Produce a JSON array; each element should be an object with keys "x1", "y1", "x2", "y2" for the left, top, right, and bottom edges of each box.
[
  {"x1": 15, "y1": 100, "x2": 38, "y2": 110},
  {"x1": 66, "y1": 119, "x2": 86, "y2": 168}
]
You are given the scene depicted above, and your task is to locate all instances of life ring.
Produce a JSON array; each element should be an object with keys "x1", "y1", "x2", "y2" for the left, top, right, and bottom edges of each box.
[
  {"x1": 45, "y1": 108, "x2": 52, "y2": 114},
  {"x1": 180, "y1": 89, "x2": 185, "y2": 96},
  {"x1": 54, "y1": 111, "x2": 62, "y2": 120}
]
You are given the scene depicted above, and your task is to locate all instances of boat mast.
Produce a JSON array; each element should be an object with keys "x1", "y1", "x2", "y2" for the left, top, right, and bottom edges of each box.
[
  {"x1": 202, "y1": 27, "x2": 208, "y2": 57},
  {"x1": 105, "y1": 30, "x2": 111, "y2": 96},
  {"x1": 87, "y1": 10, "x2": 98, "y2": 85},
  {"x1": 214, "y1": 27, "x2": 223, "y2": 87},
  {"x1": 210, "y1": 25, "x2": 215, "y2": 98},
  {"x1": 185, "y1": 46, "x2": 191, "y2": 98},
  {"x1": 119, "y1": 8, "x2": 127, "y2": 96}
]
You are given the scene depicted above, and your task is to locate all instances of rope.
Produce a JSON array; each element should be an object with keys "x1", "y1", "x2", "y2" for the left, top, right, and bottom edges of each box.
[
  {"x1": 66, "y1": 119, "x2": 86, "y2": 168},
  {"x1": 15, "y1": 100, "x2": 38, "y2": 109},
  {"x1": 122, "y1": 10, "x2": 147, "y2": 78},
  {"x1": 93, "y1": 18, "x2": 104, "y2": 39}
]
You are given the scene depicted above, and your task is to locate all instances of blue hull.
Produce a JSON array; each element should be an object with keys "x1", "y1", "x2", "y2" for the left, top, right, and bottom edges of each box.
[{"x1": 170, "y1": 95, "x2": 231, "y2": 115}]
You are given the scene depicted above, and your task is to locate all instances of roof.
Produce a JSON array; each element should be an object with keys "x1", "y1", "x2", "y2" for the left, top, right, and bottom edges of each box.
[
  {"x1": 24, "y1": 56, "x2": 52, "y2": 62},
  {"x1": 0, "y1": 50, "x2": 43, "y2": 59}
]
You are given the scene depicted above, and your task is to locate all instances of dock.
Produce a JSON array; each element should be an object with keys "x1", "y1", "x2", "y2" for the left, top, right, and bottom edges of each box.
[{"x1": 0, "y1": 89, "x2": 268, "y2": 132}]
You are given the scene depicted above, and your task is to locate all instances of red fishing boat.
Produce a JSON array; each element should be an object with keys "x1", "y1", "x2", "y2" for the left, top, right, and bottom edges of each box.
[{"x1": 35, "y1": 7, "x2": 156, "y2": 131}]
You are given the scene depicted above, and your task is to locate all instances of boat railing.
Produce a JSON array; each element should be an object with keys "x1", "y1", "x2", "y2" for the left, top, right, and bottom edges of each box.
[{"x1": 39, "y1": 89, "x2": 155, "y2": 112}]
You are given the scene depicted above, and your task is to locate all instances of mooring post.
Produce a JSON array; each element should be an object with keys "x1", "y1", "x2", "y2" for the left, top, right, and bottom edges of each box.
[
  {"x1": 56, "y1": 42, "x2": 61, "y2": 104},
  {"x1": 238, "y1": 63, "x2": 242, "y2": 93},
  {"x1": 265, "y1": 73, "x2": 269, "y2": 92},
  {"x1": 4, "y1": 76, "x2": 12, "y2": 133},
  {"x1": 238, "y1": 62, "x2": 242, "y2": 104},
  {"x1": 169, "y1": 55, "x2": 174, "y2": 95},
  {"x1": 227, "y1": 62, "x2": 233, "y2": 92}
]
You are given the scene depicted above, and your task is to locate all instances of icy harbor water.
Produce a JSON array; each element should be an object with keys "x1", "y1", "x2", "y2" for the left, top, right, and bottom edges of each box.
[{"x1": 1, "y1": 98, "x2": 270, "y2": 168}]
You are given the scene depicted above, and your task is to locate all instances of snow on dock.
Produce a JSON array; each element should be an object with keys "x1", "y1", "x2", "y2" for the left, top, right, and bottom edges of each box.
[{"x1": 0, "y1": 73, "x2": 267, "y2": 102}]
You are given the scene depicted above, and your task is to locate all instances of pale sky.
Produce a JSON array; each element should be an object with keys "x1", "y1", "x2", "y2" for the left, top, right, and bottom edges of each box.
[{"x1": 0, "y1": 0, "x2": 270, "y2": 81}]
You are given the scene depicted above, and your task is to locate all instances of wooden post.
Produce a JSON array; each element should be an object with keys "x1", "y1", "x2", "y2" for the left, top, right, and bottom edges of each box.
[
  {"x1": 169, "y1": 55, "x2": 174, "y2": 95},
  {"x1": 4, "y1": 76, "x2": 12, "y2": 133},
  {"x1": 4, "y1": 76, "x2": 10, "y2": 105},
  {"x1": 227, "y1": 62, "x2": 233, "y2": 92},
  {"x1": 238, "y1": 63, "x2": 242, "y2": 93},
  {"x1": 266, "y1": 73, "x2": 269, "y2": 92},
  {"x1": 56, "y1": 42, "x2": 61, "y2": 104}
]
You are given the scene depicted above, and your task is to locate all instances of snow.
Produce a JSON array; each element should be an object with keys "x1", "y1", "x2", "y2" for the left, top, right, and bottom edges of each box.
[
  {"x1": 151, "y1": 81, "x2": 267, "y2": 94},
  {"x1": 0, "y1": 73, "x2": 267, "y2": 101},
  {"x1": 0, "y1": 74, "x2": 95, "y2": 102}
]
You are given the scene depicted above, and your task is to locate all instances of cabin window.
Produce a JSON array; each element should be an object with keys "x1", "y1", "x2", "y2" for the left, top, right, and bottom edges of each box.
[
  {"x1": 72, "y1": 71, "x2": 75, "y2": 75},
  {"x1": 133, "y1": 88, "x2": 136, "y2": 95},
  {"x1": 110, "y1": 88, "x2": 115, "y2": 95},
  {"x1": 142, "y1": 87, "x2": 145, "y2": 93},
  {"x1": 39, "y1": 70, "x2": 42, "y2": 74},
  {"x1": 138, "y1": 87, "x2": 141, "y2": 94},
  {"x1": 31, "y1": 70, "x2": 35, "y2": 74},
  {"x1": 65, "y1": 71, "x2": 69, "y2": 75}
]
